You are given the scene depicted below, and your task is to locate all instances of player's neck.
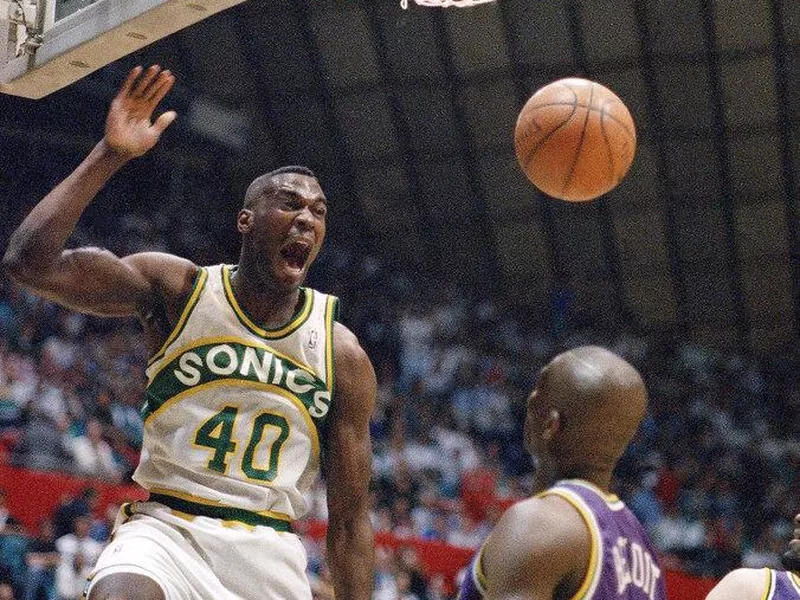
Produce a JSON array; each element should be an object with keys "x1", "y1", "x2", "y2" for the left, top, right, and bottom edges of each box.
[
  {"x1": 555, "y1": 464, "x2": 613, "y2": 493},
  {"x1": 230, "y1": 262, "x2": 301, "y2": 328}
]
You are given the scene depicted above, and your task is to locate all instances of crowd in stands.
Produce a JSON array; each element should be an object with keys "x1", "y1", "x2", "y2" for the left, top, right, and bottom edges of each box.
[{"x1": 0, "y1": 210, "x2": 797, "y2": 599}]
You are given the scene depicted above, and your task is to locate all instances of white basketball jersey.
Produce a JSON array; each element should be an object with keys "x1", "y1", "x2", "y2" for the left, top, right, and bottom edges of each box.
[{"x1": 135, "y1": 264, "x2": 339, "y2": 526}]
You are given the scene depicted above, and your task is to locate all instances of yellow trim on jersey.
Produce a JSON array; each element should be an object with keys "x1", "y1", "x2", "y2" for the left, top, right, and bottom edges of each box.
[
  {"x1": 541, "y1": 488, "x2": 601, "y2": 600},
  {"x1": 147, "y1": 268, "x2": 208, "y2": 367},
  {"x1": 324, "y1": 295, "x2": 337, "y2": 395},
  {"x1": 144, "y1": 378, "x2": 321, "y2": 459},
  {"x1": 147, "y1": 335, "x2": 318, "y2": 384},
  {"x1": 760, "y1": 568, "x2": 775, "y2": 600},
  {"x1": 475, "y1": 546, "x2": 489, "y2": 591},
  {"x1": 222, "y1": 265, "x2": 314, "y2": 338},
  {"x1": 146, "y1": 486, "x2": 293, "y2": 522},
  {"x1": 562, "y1": 479, "x2": 623, "y2": 507},
  {"x1": 761, "y1": 567, "x2": 778, "y2": 600}
]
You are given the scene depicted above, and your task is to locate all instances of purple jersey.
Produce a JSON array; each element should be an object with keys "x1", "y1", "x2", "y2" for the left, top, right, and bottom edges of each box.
[
  {"x1": 457, "y1": 479, "x2": 666, "y2": 600},
  {"x1": 768, "y1": 569, "x2": 800, "y2": 599}
]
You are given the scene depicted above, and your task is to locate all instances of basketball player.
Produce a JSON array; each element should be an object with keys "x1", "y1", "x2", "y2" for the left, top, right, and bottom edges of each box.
[
  {"x1": 458, "y1": 346, "x2": 666, "y2": 600},
  {"x1": 3, "y1": 65, "x2": 376, "y2": 600},
  {"x1": 704, "y1": 512, "x2": 800, "y2": 599}
]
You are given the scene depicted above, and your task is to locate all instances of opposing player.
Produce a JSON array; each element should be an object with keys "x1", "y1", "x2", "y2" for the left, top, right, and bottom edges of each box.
[
  {"x1": 458, "y1": 346, "x2": 666, "y2": 600},
  {"x1": 705, "y1": 512, "x2": 800, "y2": 599},
  {"x1": 3, "y1": 65, "x2": 376, "y2": 600}
]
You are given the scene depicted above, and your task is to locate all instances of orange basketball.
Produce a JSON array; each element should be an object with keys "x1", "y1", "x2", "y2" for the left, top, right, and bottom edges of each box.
[{"x1": 514, "y1": 78, "x2": 637, "y2": 202}]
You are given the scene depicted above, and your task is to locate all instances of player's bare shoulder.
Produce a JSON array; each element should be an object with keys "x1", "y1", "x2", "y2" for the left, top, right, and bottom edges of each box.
[
  {"x1": 124, "y1": 252, "x2": 198, "y2": 302},
  {"x1": 482, "y1": 494, "x2": 591, "y2": 597},
  {"x1": 705, "y1": 568, "x2": 768, "y2": 600},
  {"x1": 331, "y1": 321, "x2": 376, "y2": 408},
  {"x1": 487, "y1": 494, "x2": 589, "y2": 563}
]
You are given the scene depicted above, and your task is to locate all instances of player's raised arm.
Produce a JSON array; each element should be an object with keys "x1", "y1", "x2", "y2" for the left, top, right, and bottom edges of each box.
[
  {"x1": 324, "y1": 323, "x2": 377, "y2": 600},
  {"x1": 2, "y1": 66, "x2": 190, "y2": 319}
]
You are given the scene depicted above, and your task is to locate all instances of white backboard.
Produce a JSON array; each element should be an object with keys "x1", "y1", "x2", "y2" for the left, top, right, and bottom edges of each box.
[{"x1": 0, "y1": 0, "x2": 245, "y2": 99}]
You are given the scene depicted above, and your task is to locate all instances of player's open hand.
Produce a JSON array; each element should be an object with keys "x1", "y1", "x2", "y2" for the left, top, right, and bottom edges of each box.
[{"x1": 104, "y1": 65, "x2": 177, "y2": 159}]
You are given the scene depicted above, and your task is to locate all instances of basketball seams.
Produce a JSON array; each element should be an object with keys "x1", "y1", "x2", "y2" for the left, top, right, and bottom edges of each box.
[
  {"x1": 561, "y1": 83, "x2": 595, "y2": 198},
  {"x1": 520, "y1": 83, "x2": 579, "y2": 171},
  {"x1": 599, "y1": 106, "x2": 620, "y2": 186},
  {"x1": 522, "y1": 101, "x2": 635, "y2": 138}
]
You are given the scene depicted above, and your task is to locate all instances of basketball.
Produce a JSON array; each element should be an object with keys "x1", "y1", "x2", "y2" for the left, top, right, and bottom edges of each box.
[{"x1": 514, "y1": 77, "x2": 637, "y2": 202}]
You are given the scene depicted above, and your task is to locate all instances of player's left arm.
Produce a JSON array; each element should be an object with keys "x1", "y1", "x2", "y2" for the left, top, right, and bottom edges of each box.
[
  {"x1": 705, "y1": 568, "x2": 767, "y2": 600},
  {"x1": 324, "y1": 322, "x2": 377, "y2": 600}
]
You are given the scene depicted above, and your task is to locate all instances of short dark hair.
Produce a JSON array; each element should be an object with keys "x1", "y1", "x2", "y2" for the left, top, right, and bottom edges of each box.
[{"x1": 243, "y1": 166, "x2": 317, "y2": 208}]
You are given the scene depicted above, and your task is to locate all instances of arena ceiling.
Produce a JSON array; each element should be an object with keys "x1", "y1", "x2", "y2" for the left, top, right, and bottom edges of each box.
[{"x1": 0, "y1": 0, "x2": 797, "y2": 354}]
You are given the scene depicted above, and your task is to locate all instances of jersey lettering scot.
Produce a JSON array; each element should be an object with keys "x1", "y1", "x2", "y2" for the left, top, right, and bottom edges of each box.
[
  {"x1": 458, "y1": 480, "x2": 666, "y2": 600},
  {"x1": 135, "y1": 264, "x2": 339, "y2": 527}
]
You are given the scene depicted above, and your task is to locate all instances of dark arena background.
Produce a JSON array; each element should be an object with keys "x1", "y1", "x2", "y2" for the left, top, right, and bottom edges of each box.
[{"x1": 0, "y1": 1, "x2": 797, "y2": 599}]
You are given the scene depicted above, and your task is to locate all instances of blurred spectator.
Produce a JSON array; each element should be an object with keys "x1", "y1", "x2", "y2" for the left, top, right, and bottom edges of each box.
[
  {"x1": 0, "y1": 518, "x2": 27, "y2": 596},
  {"x1": 0, "y1": 492, "x2": 9, "y2": 533},
  {"x1": 51, "y1": 489, "x2": 95, "y2": 540},
  {"x1": 62, "y1": 419, "x2": 122, "y2": 483},
  {"x1": 54, "y1": 516, "x2": 102, "y2": 600},
  {"x1": 23, "y1": 519, "x2": 59, "y2": 600}
]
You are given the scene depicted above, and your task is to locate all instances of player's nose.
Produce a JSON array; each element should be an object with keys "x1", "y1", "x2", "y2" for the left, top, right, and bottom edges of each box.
[{"x1": 294, "y1": 207, "x2": 315, "y2": 230}]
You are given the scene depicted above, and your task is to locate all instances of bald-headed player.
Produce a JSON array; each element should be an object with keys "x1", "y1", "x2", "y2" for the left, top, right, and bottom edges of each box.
[
  {"x1": 458, "y1": 346, "x2": 666, "y2": 600},
  {"x1": 705, "y1": 513, "x2": 800, "y2": 599},
  {"x1": 3, "y1": 66, "x2": 375, "y2": 600}
]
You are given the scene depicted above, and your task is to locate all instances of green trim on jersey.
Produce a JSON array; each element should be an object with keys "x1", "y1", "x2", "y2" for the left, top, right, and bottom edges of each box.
[
  {"x1": 222, "y1": 265, "x2": 314, "y2": 339},
  {"x1": 147, "y1": 267, "x2": 208, "y2": 367},
  {"x1": 143, "y1": 339, "x2": 333, "y2": 427},
  {"x1": 149, "y1": 493, "x2": 293, "y2": 531}
]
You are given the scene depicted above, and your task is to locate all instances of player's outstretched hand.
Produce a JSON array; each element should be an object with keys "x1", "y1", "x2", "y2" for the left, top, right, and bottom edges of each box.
[{"x1": 104, "y1": 65, "x2": 177, "y2": 159}]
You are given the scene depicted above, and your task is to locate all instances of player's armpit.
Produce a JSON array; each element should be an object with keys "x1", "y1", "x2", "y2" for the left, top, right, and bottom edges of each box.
[
  {"x1": 323, "y1": 322, "x2": 377, "y2": 600},
  {"x1": 705, "y1": 568, "x2": 768, "y2": 600},
  {"x1": 482, "y1": 497, "x2": 591, "y2": 600},
  {"x1": 4, "y1": 247, "x2": 196, "y2": 320}
]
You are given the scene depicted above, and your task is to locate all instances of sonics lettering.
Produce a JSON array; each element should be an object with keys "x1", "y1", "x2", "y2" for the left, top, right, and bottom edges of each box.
[{"x1": 144, "y1": 341, "x2": 331, "y2": 421}]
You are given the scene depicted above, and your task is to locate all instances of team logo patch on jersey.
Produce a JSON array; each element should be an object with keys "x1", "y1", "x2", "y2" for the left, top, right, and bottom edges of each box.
[{"x1": 144, "y1": 341, "x2": 331, "y2": 422}]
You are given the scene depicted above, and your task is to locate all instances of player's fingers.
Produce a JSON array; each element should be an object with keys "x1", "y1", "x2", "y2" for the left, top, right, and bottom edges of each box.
[
  {"x1": 118, "y1": 66, "x2": 143, "y2": 97},
  {"x1": 146, "y1": 72, "x2": 175, "y2": 108},
  {"x1": 132, "y1": 65, "x2": 161, "y2": 98},
  {"x1": 152, "y1": 111, "x2": 177, "y2": 134},
  {"x1": 144, "y1": 70, "x2": 172, "y2": 100}
]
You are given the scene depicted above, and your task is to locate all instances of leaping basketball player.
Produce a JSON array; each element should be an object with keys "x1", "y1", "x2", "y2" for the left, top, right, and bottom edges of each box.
[
  {"x1": 3, "y1": 65, "x2": 376, "y2": 600},
  {"x1": 705, "y1": 513, "x2": 800, "y2": 599},
  {"x1": 457, "y1": 346, "x2": 666, "y2": 600}
]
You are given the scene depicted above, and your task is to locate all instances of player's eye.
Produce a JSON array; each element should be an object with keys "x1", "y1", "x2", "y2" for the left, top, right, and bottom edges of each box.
[
  {"x1": 314, "y1": 204, "x2": 327, "y2": 217},
  {"x1": 284, "y1": 199, "x2": 302, "y2": 210}
]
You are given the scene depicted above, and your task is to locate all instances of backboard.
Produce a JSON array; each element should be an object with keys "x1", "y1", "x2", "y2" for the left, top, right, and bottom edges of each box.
[{"x1": 0, "y1": 0, "x2": 245, "y2": 99}]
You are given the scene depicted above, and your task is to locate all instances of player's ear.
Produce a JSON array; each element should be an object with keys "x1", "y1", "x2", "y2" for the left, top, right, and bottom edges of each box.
[
  {"x1": 542, "y1": 409, "x2": 560, "y2": 441},
  {"x1": 237, "y1": 209, "x2": 254, "y2": 234}
]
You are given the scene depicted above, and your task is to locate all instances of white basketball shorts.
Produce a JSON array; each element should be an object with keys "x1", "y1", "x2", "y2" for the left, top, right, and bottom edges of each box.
[{"x1": 84, "y1": 500, "x2": 312, "y2": 600}]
